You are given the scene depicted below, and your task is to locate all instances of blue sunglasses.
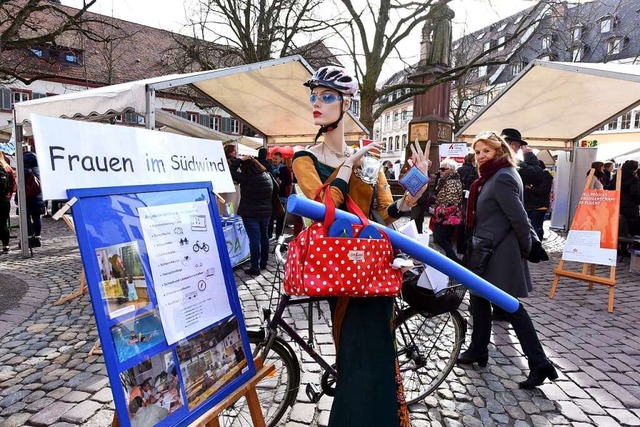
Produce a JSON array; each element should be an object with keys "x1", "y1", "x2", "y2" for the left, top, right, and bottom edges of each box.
[{"x1": 310, "y1": 93, "x2": 342, "y2": 105}]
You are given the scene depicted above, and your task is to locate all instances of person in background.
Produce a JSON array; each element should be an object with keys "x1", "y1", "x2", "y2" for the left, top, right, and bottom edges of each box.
[
  {"x1": 257, "y1": 147, "x2": 273, "y2": 173},
  {"x1": 611, "y1": 160, "x2": 640, "y2": 236},
  {"x1": 525, "y1": 160, "x2": 553, "y2": 240},
  {"x1": 603, "y1": 160, "x2": 615, "y2": 189},
  {"x1": 269, "y1": 151, "x2": 292, "y2": 239},
  {"x1": 224, "y1": 144, "x2": 241, "y2": 172},
  {"x1": 457, "y1": 131, "x2": 557, "y2": 389},
  {"x1": 0, "y1": 153, "x2": 16, "y2": 253},
  {"x1": 23, "y1": 151, "x2": 45, "y2": 247},
  {"x1": 231, "y1": 158, "x2": 274, "y2": 275},
  {"x1": 457, "y1": 152, "x2": 479, "y2": 191},
  {"x1": 587, "y1": 161, "x2": 605, "y2": 190},
  {"x1": 432, "y1": 158, "x2": 463, "y2": 262},
  {"x1": 456, "y1": 152, "x2": 479, "y2": 254}
]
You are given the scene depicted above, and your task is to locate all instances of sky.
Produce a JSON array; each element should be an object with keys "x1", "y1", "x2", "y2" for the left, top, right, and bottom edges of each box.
[{"x1": 62, "y1": 0, "x2": 541, "y2": 81}]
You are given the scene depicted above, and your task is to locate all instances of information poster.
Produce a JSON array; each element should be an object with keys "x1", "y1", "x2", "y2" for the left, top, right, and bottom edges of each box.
[
  {"x1": 69, "y1": 183, "x2": 254, "y2": 427},
  {"x1": 562, "y1": 189, "x2": 620, "y2": 266},
  {"x1": 439, "y1": 143, "x2": 468, "y2": 164},
  {"x1": 139, "y1": 201, "x2": 232, "y2": 344}
]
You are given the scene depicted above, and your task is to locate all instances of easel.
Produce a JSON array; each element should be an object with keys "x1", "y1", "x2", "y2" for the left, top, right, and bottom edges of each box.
[
  {"x1": 112, "y1": 357, "x2": 274, "y2": 427},
  {"x1": 549, "y1": 170, "x2": 622, "y2": 312},
  {"x1": 52, "y1": 198, "x2": 89, "y2": 306}
]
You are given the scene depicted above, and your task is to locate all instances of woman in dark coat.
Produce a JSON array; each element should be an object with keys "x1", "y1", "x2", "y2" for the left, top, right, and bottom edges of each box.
[
  {"x1": 612, "y1": 160, "x2": 640, "y2": 235},
  {"x1": 231, "y1": 158, "x2": 274, "y2": 275},
  {"x1": 457, "y1": 131, "x2": 557, "y2": 389},
  {"x1": 23, "y1": 151, "x2": 45, "y2": 246}
]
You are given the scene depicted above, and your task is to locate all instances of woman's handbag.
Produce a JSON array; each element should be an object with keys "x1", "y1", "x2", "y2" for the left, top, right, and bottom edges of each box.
[
  {"x1": 270, "y1": 175, "x2": 286, "y2": 217},
  {"x1": 462, "y1": 232, "x2": 509, "y2": 276},
  {"x1": 283, "y1": 185, "x2": 402, "y2": 297}
]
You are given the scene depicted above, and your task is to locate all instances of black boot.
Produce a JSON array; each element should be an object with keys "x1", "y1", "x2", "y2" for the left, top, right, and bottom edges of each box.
[
  {"x1": 519, "y1": 363, "x2": 558, "y2": 389},
  {"x1": 456, "y1": 350, "x2": 488, "y2": 367}
]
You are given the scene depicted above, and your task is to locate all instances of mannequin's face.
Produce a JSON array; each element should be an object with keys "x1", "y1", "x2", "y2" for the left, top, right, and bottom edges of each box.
[{"x1": 310, "y1": 87, "x2": 348, "y2": 126}]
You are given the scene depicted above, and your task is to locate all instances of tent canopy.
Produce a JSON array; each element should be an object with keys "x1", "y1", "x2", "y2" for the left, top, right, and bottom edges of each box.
[
  {"x1": 14, "y1": 56, "x2": 368, "y2": 145},
  {"x1": 456, "y1": 61, "x2": 640, "y2": 149}
]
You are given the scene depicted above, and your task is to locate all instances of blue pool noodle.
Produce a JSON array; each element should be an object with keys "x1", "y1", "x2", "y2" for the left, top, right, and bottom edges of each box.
[{"x1": 287, "y1": 195, "x2": 519, "y2": 313}]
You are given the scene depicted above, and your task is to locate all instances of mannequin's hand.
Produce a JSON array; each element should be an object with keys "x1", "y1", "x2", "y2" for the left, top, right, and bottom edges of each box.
[{"x1": 346, "y1": 142, "x2": 385, "y2": 167}]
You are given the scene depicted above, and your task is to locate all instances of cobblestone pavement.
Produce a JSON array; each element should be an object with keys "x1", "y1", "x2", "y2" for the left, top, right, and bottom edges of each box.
[{"x1": 1, "y1": 217, "x2": 640, "y2": 426}]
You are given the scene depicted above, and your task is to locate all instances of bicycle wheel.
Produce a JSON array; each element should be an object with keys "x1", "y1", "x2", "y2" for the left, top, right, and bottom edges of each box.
[
  {"x1": 395, "y1": 309, "x2": 465, "y2": 404},
  {"x1": 220, "y1": 331, "x2": 300, "y2": 427}
]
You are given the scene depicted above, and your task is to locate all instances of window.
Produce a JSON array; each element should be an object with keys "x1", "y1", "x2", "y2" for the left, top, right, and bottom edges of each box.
[
  {"x1": 210, "y1": 115, "x2": 220, "y2": 131},
  {"x1": 402, "y1": 134, "x2": 407, "y2": 149},
  {"x1": 350, "y1": 99, "x2": 360, "y2": 116},
  {"x1": 64, "y1": 52, "x2": 80, "y2": 64},
  {"x1": 395, "y1": 90, "x2": 402, "y2": 100},
  {"x1": 572, "y1": 47, "x2": 582, "y2": 62},
  {"x1": 385, "y1": 114, "x2": 390, "y2": 126},
  {"x1": 375, "y1": 129, "x2": 380, "y2": 141},
  {"x1": 497, "y1": 22, "x2": 508, "y2": 32},
  {"x1": 510, "y1": 62, "x2": 522, "y2": 76},
  {"x1": 231, "y1": 118, "x2": 240, "y2": 134},
  {"x1": 32, "y1": 92, "x2": 47, "y2": 100},
  {"x1": 404, "y1": 88, "x2": 410, "y2": 95},
  {"x1": 541, "y1": 36, "x2": 552, "y2": 50},
  {"x1": 124, "y1": 112, "x2": 138, "y2": 124},
  {"x1": 571, "y1": 27, "x2": 582, "y2": 42},
  {"x1": 483, "y1": 41, "x2": 491, "y2": 52},
  {"x1": 476, "y1": 32, "x2": 486, "y2": 40},
  {"x1": 198, "y1": 114, "x2": 211, "y2": 128},
  {"x1": 12, "y1": 90, "x2": 31, "y2": 105},
  {"x1": 0, "y1": 89, "x2": 11, "y2": 110},
  {"x1": 187, "y1": 112, "x2": 199, "y2": 123},
  {"x1": 393, "y1": 110, "x2": 399, "y2": 123},
  {"x1": 497, "y1": 36, "x2": 506, "y2": 51},
  {"x1": 401, "y1": 109, "x2": 408, "y2": 123},
  {"x1": 600, "y1": 18, "x2": 611, "y2": 33},
  {"x1": 382, "y1": 138, "x2": 387, "y2": 151},
  {"x1": 395, "y1": 136, "x2": 400, "y2": 151},
  {"x1": 607, "y1": 38, "x2": 622, "y2": 55},
  {"x1": 608, "y1": 119, "x2": 618, "y2": 131},
  {"x1": 634, "y1": 111, "x2": 640, "y2": 129},
  {"x1": 514, "y1": 15, "x2": 523, "y2": 25},
  {"x1": 621, "y1": 111, "x2": 632, "y2": 130},
  {"x1": 478, "y1": 66, "x2": 487, "y2": 77},
  {"x1": 177, "y1": 111, "x2": 188, "y2": 120},
  {"x1": 30, "y1": 47, "x2": 44, "y2": 58}
]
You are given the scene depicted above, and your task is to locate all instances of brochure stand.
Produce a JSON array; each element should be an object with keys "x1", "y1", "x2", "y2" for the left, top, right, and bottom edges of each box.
[{"x1": 549, "y1": 170, "x2": 622, "y2": 312}]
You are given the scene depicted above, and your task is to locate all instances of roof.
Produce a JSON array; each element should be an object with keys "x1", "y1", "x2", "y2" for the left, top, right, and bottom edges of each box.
[
  {"x1": 455, "y1": 60, "x2": 640, "y2": 147},
  {"x1": 14, "y1": 56, "x2": 369, "y2": 145},
  {"x1": 0, "y1": 1, "x2": 240, "y2": 85}
]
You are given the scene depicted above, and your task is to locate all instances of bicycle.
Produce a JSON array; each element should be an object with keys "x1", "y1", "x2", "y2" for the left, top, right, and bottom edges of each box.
[
  {"x1": 221, "y1": 236, "x2": 467, "y2": 427},
  {"x1": 193, "y1": 240, "x2": 210, "y2": 252}
]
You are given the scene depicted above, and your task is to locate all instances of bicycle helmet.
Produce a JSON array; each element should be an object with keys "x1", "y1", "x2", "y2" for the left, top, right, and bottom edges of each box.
[{"x1": 304, "y1": 66, "x2": 358, "y2": 142}]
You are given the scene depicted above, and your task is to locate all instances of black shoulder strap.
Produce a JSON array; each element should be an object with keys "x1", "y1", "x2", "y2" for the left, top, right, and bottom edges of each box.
[{"x1": 370, "y1": 184, "x2": 386, "y2": 225}]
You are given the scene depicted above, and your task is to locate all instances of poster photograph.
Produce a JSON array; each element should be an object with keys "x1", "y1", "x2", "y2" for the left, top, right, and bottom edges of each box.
[
  {"x1": 111, "y1": 310, "x2": 166, "y2": 363},
  {"x1": 96, "y1": 241, "x2": 151, "y2": 319},
  {"x1": 138, "y1": 200, "x2": 232, "y2": 344},
  {"x1": 176, "y1": 316, "x2": 247, "y2": 410},
  {"x1": 119, "y1": 349, "x2": 184, "y2": 427}
]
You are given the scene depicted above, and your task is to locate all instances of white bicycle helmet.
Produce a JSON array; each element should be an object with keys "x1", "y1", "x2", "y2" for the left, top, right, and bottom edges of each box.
[{"x1": 304, "y1": 66, "x2": 358, "y2": 96}]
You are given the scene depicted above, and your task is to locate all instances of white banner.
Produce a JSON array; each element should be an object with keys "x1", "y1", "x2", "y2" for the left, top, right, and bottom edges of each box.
[
  {"x1": 439, "y1": 143, "x2": 468, "y2": 163},
  {"x1": 31, "y1": 115, "x2": 235, "y2": 199}
]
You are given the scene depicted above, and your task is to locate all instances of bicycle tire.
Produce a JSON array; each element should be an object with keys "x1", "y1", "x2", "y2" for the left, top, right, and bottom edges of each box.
[
  {"x1": 219, "y1": 331, "x2": 300, "y2": 427},
  {"x1": 395, "y1": 309, "x2": 465, "y2": 404}
]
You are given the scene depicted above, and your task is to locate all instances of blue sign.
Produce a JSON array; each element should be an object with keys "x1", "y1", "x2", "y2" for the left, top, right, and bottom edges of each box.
[{"x1": 68, "y1": 182, "x2": 255, "y2": 427}]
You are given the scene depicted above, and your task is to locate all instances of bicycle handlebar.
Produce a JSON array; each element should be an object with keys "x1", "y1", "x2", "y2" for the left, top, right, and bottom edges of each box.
[{"x1": 286, "y1": 195, "x2": 519, "y2": 313}]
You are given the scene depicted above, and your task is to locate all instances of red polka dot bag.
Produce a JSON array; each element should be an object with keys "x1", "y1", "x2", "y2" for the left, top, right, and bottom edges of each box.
[{"x1": 283, "y1": 186, "x2": 402, "y2": 297}]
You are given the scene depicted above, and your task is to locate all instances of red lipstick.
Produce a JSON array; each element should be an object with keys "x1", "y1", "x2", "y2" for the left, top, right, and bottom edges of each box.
[{"x1": 313, "y1": 111, "x2": 322, "y2": 117}]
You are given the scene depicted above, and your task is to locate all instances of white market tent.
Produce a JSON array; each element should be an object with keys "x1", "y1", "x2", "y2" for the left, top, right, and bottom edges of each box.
[
  {"x1": 12, "y1": 55, "x2": 369, "y2": 256},
  {"x1": 456, "y1": 60, "x2": 640, "y2": 150}
]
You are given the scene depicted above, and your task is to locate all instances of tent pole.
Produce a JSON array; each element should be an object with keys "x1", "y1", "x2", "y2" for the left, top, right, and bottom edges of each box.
[
  {"x1": 13, "y1": 116, "x2": 29, "y2": 257},
  {"x1": 146, "y1": 88, "x2": 156, "y2": 130}
]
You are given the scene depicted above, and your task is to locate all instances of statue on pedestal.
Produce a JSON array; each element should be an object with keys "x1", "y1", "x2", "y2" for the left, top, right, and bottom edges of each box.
[{"x1": 423, "y1": 0, "x2": 455, "y2": 67}]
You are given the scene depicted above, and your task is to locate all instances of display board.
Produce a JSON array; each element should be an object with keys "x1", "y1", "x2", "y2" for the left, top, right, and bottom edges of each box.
[{"x1": 68, "y1": 182, "x2": 254, "y2": 427}]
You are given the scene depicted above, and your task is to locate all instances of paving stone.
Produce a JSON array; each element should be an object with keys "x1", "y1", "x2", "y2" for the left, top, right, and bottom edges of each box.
[
  {"x1": 0, "y1": 389, "x2": 29, "y2": 408},
  {"x1": 60, "y1": 399, "x2": 103, "y2": 423},
  {"x1": 60, "y1": 390, "x2": 90, "y2": 403},
  {"x1": 1, "y1": 412, "x2": 32, "y2": 427},
  {"x1": 27, "y1": 401, "x2": 74, "y2": 426},
  {"x1": 605, "y1": 408, "x2": 640, "y2": 426},
  {"x1": 556, "y1": 401, "x2": 590, "y2": 422}
]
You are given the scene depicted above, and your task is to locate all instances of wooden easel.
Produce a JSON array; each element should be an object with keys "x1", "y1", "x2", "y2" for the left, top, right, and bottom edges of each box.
[
  {"x1": 112, "y1": 357, "x2": 274, "y2": 427},
  {"x1": 549, "y1": 170, "x2": 621, "y2": 312},
  {"x1": 52, "y1": 199, "x2": 89, "y2": 306}
]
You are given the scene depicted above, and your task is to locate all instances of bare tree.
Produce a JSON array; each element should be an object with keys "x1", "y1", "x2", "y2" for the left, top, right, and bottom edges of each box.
[
  {"x1": 331, "y1": 0, "x2": 557, "y2": 132},
  {"x1": 0, "y1": 0, "x2": 112, "y2": 83},
  {"x1": 177, "y1": 0, "x2": 326, "y2": 68}
]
